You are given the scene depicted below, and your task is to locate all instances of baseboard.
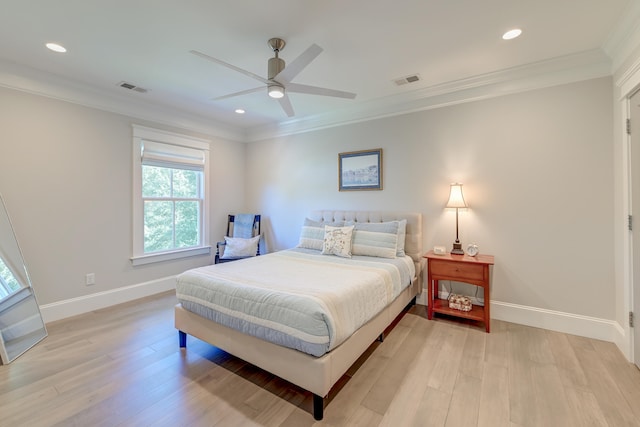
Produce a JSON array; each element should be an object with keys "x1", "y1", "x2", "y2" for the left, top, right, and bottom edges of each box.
[
  {"x1": 39, "y1": 276, "x2": 176, "y2": 324},
  {"x1": 611, "y1": 321, "x2": 631, "y2": 361},
  {"x1": 421, "y1": 289, "x2": 626, "y2": 353},
  {"x1": 41, "y1": 280, "x2": 631, "y2": 360},
  {"x1": 415, "y1": 292, "x2": 427, "y2": 306},
  {"x1": 491, "y1": 300, "x2": 621, "y2": 343}
]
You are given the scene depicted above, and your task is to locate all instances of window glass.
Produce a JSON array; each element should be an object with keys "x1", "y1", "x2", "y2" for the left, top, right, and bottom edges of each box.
[
  {"x1": 0, "y1": 258, "x2": 21, "y2": 298},
  {"x1": 142, "y1": 166, "x2": 171, "y2": 198},
  {"x1": 142, "y1": 167, "x2": 202, "y2": 254}
]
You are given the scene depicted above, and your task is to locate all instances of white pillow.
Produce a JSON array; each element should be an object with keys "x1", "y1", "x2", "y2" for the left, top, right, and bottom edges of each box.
[
  {"x1": 221, "y1": 235, "x2": 260, "y2": 259},
  {"x1": 321, "y1": 225, "x2": 354, "y2": 258}
]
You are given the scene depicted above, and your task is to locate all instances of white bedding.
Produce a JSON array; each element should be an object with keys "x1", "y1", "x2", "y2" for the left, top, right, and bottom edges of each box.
[{"x1": 176, "y1": 248, "x2": 415, "y2": 356}]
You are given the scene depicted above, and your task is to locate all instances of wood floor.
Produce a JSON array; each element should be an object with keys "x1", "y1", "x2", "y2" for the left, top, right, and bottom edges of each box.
[{"x1": 1, "y1": 291, "x2": 639, "y2": 427}]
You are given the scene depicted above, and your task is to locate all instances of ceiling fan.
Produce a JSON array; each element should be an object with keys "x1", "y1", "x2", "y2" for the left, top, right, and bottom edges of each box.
[{"x1": 190, "y1": 38, "x2": 357, "y2": 117}]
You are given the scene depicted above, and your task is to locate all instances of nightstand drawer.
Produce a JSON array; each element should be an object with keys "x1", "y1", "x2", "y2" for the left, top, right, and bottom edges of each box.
[{"x1": 429, "y1": 260, "x2": 484, "y2": 281}]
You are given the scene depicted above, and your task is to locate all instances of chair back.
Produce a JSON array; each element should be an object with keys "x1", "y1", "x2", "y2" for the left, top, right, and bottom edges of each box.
[{"x1": 227, "y1": 214, "x2": 261, "y2": 240}]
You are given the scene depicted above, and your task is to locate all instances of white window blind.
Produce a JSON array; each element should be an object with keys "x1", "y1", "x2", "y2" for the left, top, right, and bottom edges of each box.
[{"x1": 141, "y1": 140, "x2": 205, "y2": 170}]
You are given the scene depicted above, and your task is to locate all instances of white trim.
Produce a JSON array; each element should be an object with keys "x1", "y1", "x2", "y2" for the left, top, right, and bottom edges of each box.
[
  {"x1": 414, "y1": 297, "x2": 625, "y2": 343},
  {"x1": 0, "y1": 50, "x2": 612, "y2": 143},
  {"x1": 39, "y1": 276, "x2": 177, "y2": 323},
  {"x1": 623, "y1": 97, "x2": 634, "y2": 363},
  {"x1": 131, "y1": 124, "x2": 210, "y2": 265},
  {"x1": 603, "y1": 0, "x2": 640, "y2": 75},
  {"x1": 422, "y1": 287, "x2": 622, "y2": 344},
  {"x1": 132, "y1": 124, "x2": 210, "y2": 150},
  {"x1": 245, "y1": 50, "x2": 611, "y2": 142},
  {"x1": 615, "y1": 58, "x2": 640, "y2": 363},
  {"x1": 0, "y1": 59, "x2": 245, "y2": 142},
  {"x1": 491, "y1": 300, "x2": 622, "y2": 343},
  {"x1": 130, "y1": 246, "x2": 211, "y2": 266},
  {"x1": 38, "y1": 276, "x2": 624, "y2": 345}
]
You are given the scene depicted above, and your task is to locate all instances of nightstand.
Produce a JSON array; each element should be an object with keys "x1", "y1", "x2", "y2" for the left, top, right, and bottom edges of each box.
[{"x1": 424, "y1": 250, "x2": 495, "y2": 332}]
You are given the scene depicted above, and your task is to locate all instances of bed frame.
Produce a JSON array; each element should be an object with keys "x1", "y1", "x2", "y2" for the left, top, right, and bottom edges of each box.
[{"x1": 175, "y1": 210, "x2": 423, "y2": 420}]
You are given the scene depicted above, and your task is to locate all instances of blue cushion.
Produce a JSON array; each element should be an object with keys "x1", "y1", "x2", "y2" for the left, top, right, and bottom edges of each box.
[
  {"x1": 297, "y1": 218, "x2": 345, "y2": 250},
  {"x1": 347, "y1": 221, "x2": 399, "y2": 259}
]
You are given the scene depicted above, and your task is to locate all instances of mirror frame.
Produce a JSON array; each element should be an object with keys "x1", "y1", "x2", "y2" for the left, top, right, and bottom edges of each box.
[{"x1": 0, "y1": 194, "x2": 47, "y2": 364}]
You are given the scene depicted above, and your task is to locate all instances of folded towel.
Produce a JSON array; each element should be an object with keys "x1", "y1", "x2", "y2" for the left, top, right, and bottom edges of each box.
[{"x1": 233, "y1": 214, "x2": 255, "y2": 239}]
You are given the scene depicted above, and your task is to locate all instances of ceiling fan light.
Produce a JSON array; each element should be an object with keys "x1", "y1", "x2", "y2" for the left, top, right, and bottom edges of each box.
[{"x1": 268, "y1": 84, "x2": 285, "y2": 99}]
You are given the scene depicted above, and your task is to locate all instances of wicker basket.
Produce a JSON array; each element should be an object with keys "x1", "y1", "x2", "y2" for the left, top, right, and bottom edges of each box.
[{"x1": 448, "y1": 294, "x2": 472, "y2": 312}]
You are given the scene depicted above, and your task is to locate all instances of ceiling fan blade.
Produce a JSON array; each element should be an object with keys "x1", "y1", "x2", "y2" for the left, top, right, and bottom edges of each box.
[
  {"x1": 278, "y1": 94, "x2": 295, "y2": 117},
  {"x1": 212, "y1": 86, "x2": 264, "y2": 101},
  {"x1": 274, "y1": 44, "x2": 323, "y2": 83},
  {"x1": 286, "y1": 82, "x2": 357, "y2": 99},
  {"x1": 189, "y1": 50, "x2": 270, "y2": 85}
]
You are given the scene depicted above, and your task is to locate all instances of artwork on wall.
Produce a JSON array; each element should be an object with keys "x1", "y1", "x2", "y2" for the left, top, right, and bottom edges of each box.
[{"x1": 338, "y1": 148, "x2": 383, "y2": 191}]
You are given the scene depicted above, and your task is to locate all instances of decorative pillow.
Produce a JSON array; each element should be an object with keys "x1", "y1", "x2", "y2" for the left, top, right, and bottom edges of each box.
[
  {"x1": 221, "y1": 235, "x2": 260, "y2": 259},
  {"x1": 321, "y1": 225, "x2": 354, "y2": 258},
  {"x1": 347, "y1": 221, "x2": 399, "y2": 259},
  {"x1": 297, "y1": 218, "x2": 345, "y2": 250}
]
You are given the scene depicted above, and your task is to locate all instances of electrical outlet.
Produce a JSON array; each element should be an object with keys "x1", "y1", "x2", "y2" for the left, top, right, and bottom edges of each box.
[{"x1": 85, "y1": 273, "x2": 95, "y2": 286}]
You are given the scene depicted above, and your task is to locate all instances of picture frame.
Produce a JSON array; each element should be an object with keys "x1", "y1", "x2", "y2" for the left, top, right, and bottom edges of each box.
[{"x1": 338, "y1": 148, "x2": 383, "y2": 191}]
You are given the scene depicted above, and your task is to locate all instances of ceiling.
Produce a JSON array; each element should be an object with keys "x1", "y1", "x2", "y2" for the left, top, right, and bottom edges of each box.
[{"x1": 0, "y1": 1, "x2": 635, "y2": 141}]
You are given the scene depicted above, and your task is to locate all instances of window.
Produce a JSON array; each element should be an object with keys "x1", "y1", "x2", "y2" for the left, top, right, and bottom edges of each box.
[
  {"x1": 0, "y1": 257, "x2": 21, "y2": 299},
  {"x1": 132, "y1": 125, "x2": 210, "y2": 265}
]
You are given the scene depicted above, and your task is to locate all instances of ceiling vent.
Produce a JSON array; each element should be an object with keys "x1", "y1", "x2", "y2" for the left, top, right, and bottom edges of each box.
[
  {"x1": 118, "y1": 81, "x2": 148, "y2": 93},
  {"x1": 393, "y1": 74, "x2": 421, "y2": 86}
]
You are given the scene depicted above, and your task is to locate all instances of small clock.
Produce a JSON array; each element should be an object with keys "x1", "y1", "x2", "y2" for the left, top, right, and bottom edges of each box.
[{"x1": 466, "y1": 243, "x2": 479, "y2": 257}]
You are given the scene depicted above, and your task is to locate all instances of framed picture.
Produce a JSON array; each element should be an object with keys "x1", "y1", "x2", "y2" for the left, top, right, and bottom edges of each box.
[{"x1": 338, "y1": 148, "x2": 383, "y2": 191}]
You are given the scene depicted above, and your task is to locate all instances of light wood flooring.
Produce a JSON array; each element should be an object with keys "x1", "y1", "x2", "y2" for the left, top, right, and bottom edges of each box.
[{"x1": 1, "y1": 291, "x2": 639, "y2": 426}]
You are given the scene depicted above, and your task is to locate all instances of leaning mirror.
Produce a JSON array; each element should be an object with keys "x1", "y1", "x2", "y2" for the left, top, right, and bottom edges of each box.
[{"x1": 0, "y1": 194, "x2": 47, "y2": 363}]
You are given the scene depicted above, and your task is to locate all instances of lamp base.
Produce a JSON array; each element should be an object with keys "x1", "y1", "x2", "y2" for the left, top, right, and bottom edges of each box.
[{"x1": 451, "y1": 242, "x2": 464, "y2": 255}]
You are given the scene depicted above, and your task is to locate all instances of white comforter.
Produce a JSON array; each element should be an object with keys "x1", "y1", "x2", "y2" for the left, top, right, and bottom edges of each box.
[{"x1": 176, "y1": 248, "x2": 415, "y2": 356}]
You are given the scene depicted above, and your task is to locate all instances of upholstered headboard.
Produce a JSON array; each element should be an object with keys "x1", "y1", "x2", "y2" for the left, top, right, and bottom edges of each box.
[{"x1": 308, "y1": 210, "x2": 423, "y2": 275}]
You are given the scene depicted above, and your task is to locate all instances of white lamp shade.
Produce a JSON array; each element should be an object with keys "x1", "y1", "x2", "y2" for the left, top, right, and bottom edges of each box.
[{"x1": 446, "y1": 183, "x2": 467, "y2": 208}]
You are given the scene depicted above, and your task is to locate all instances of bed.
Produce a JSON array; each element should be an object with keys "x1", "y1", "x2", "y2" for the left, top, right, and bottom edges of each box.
[{"x1": 175, "y1": 210, "x2": 423, "y2": 420}]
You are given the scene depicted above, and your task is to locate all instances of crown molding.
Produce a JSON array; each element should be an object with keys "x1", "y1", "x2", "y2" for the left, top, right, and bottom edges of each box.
[
  {"x1": 603, "y1": 0, "x2": 640, "y2": 75},
  {"x1": 0, "y1": 59, "x2": 246, "y2": 142},
  {"x1": 245, "y1": 49, "x2": 612, "y2": 142},
  {"x1": 0, "y1": 49, "x2": 613, "y2": 144}
]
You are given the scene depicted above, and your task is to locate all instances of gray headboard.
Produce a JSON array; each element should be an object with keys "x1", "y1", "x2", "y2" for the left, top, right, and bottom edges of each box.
[{"x1": 308, "y1": 210, "x2": 423, "y2": 271}]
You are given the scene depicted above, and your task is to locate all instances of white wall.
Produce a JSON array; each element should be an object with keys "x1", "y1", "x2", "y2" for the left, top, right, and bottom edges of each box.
[
  {"x1": 0, "y1": 74, "x2": 620, "y2": 345},
  {"x1": 0, "y1": 86, "x2": 245, "y2": 314},
  {"x1": 247, "y1": 77, "x2": 615, "y2": 324}
]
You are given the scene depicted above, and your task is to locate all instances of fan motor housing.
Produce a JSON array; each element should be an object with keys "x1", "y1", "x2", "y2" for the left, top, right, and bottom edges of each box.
[{"x1": 268, "y1": 57, "x2": 285, "y2": 80}]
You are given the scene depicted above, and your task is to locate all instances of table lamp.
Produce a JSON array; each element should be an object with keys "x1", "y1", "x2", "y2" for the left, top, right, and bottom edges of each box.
[{"x1": 446, "y1": 183, "x2": 467, "y2": 255}]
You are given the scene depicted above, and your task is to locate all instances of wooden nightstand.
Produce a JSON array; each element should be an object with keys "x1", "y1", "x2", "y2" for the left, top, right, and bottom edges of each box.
[{"x1": 424, "y1": 250, "x2": 495, "y2": 332}]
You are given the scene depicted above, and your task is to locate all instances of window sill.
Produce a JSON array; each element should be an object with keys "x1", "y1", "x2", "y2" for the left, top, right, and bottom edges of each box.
[{"x1": 130, "y1": 246, "x2": 211, "y2": 266}]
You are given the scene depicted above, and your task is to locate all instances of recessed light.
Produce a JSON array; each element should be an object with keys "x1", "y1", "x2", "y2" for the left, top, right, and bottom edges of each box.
[
  {"x1": 46, "y1": 42, "x2": 67, "y2": 53},
  {"x1": 235, "y1": 109, "x2": 245, "y2": 114},
  {"x1": 502, "y1": 29, "x2": 522, "y2": 40}
]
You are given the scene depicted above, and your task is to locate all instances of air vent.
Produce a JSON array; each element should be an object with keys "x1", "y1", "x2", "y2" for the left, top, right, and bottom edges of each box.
[
  {"x1": 393, "y1": 74, "x2": 421, "y2": 86},
  {"x1": 117, "y1": 81, "x2": 148, "y2": 93}
]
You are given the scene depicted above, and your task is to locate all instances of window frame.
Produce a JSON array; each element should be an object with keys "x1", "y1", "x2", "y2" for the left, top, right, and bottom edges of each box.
[{"x1": 131, "y1": 125, "x2": 210, "y2": 266}]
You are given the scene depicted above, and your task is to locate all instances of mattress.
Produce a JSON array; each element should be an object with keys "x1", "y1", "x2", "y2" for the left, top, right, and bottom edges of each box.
[{"x1": 176, "y1": 248, "x2": 415, "y2": 357}]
